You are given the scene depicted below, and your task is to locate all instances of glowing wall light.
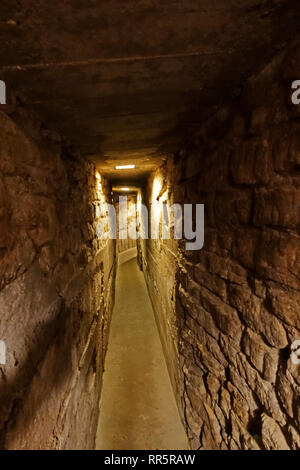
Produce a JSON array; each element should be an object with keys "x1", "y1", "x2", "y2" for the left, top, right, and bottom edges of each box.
[{"x1": 95, "y1": 171, "x2": 102, "y2": 191}]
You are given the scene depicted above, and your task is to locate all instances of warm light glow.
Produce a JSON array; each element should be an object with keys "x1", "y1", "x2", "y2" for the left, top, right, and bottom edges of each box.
[
  {"x1": 112, "y1": 186, "x2": 139, "y2": 193},
  {"x1": 95, "y1": 171, "x2": 102, "y2": 194},
  {"x1": 152, "y1": 175, "x2": 162, "y2": 202},
  {"x1": 150, "y1": 176, "x2": 162, "y2": 228},
  {"x1": 115, "y1": 165, "x2": 135, "y2": 170}
]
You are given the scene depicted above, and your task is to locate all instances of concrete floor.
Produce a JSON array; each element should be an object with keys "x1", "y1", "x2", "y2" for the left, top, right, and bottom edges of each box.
[{"x1": 95, "y1": 257, "x2": 188, "y2": 450}]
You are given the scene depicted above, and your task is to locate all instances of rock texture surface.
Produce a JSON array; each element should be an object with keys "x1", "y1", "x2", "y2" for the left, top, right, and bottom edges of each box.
[
  {"x1": 0, "y1": 110, "x2": 116, "y2": 449},
  {"x1": 1, "y1": 4, "x2": 300, "y2": 451},
  {"x1": 139, "y1": 38, "x2": 300, "y2": 450}
]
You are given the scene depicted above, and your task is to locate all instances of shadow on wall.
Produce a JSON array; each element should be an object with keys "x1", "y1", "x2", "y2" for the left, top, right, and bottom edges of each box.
[
  {"x1": 0, "y1": 282, "x2": 72, "y2": 448},
  {"x1": 0, "y1": 256, "x2": 111, "y2": 449}
]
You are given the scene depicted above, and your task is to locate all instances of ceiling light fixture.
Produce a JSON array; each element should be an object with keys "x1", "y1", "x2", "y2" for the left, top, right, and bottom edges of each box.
[
  {"x1": 115, "y1": 164, "x2": 135, "y2": 170},
  {"x1": 119, "y1": 187, "x2": 130, "y2": 191}
]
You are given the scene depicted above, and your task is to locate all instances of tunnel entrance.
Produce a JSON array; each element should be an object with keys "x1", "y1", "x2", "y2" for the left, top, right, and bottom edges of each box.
[{"x1": 114, "y1": 190, "x2": 138, "y2": 265}]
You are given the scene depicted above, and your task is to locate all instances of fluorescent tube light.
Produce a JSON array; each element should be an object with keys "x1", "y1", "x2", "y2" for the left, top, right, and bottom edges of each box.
[{"x1": 115, "y1": 165, "x2": 135, "y2": 170}]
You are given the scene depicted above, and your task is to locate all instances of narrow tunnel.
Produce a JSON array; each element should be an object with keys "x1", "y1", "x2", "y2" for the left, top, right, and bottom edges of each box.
[
  {"x1": 96, "y1": 189, "x2": 187, "y2": 450},
  {"x1": 0, "y1": 0, "x2": 300, "y2": 452}
]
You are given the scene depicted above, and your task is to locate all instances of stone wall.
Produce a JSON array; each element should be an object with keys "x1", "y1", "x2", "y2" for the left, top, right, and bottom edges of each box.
[
  {"x1": 141, "y1": 39, "x2": 300, "y2": 449},
  {"x1": 137, "y1": 159, "x2": 184, "y2": 417},
  {"x1": 0, "y1": 110, "x2": 116, "y2": 449}
]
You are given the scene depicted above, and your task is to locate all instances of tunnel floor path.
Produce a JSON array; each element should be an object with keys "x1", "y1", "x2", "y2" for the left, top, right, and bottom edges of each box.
[{"x1": 95, "y1": 257, "x2": 188, "y2": 450}]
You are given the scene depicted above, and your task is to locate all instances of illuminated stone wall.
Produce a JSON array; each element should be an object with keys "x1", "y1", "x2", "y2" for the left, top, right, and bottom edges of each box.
[
  {"x1": 0, "y1": 110, "x2": 116, "y2": 449},
  {"x1": 141, "y1": 41, "x2": 300, "y2": 450}
]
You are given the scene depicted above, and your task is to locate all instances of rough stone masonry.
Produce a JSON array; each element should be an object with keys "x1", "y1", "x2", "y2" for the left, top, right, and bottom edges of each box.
[
  {"x1": 0, "y1": 0, "x2": 300, "y2": 452},
  {"x1": 0, "y1": 104, "x2": 116, "y2": 449},
  {"x1": 138, "y1": 38, "x2": 300, "y2": 450}
]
